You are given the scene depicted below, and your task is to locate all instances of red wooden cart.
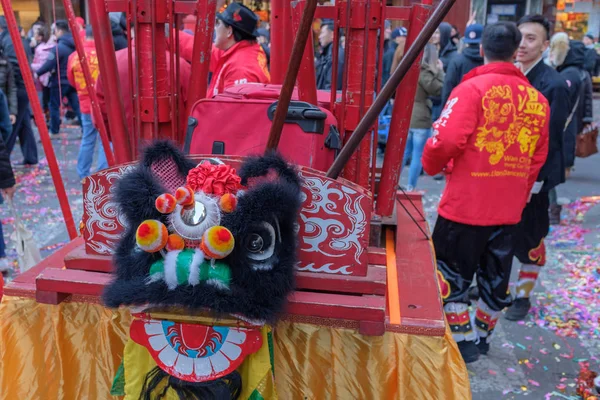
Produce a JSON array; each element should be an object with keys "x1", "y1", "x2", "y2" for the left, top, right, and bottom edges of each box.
[{"x1": 0, "y1": 0, "x2": 471, "y2": 398}]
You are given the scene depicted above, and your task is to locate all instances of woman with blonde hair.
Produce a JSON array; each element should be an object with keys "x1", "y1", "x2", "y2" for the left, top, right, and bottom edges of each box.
[{"x1": 402, "y1": 43, "x2": 444, "y2": 191}]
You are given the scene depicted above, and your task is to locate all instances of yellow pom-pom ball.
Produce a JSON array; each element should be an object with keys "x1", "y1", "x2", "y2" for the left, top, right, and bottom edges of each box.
[
  {"x1": 175, "y1": 186, "x2": 195, "y2": 207},
  {"x1": 219, "y1": 193, "x2": 237, "y2": 213},
  {"x1": 200, "y1": 226, "x2": 235, "y2": 259},
  {"x1": 155, "y1": 193, "x2": 177, "y2": 214},
  {"x1": 165, "y1": 233, "x2": 185, "y2": 252},
  {"x1": 136, "y1": 220, "x2": 168, "y2": 253}
]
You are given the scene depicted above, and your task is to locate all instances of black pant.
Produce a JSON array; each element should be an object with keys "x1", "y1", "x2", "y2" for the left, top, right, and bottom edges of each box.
[
  {"x1": 7, "y1": 88, "x2": 38, "y2": 164},
  {"x1": 433, "y1": 215, "x2": 516, "y2": 311},
  {"x1": 49, "y1": 84, "x2": 80, "y2": 134},
  {"x1": 514, "y1": 191, "x2": 549, "y2": 266}
]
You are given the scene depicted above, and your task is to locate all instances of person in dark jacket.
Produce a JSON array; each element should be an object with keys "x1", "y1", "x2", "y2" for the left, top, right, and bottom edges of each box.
[
  {"x1": 382, "y1": 27, "x2": 407, "y2": 88},
  {"x1": 548, "y1": 36, "x2": 594, "y2": 224},
  {"x1": 0, "y1": 53, "x2": 17, "y2": 124},
  {"x1": 430, "y1": 22, "x2": 458, "y2": 123},
  {"x1": 0, "y1": 89, "x2": 16, "y2": 275},
  {"x1": 582, "y1": 33, "x2": 597, "y2": 77},
  {"x1": 505, "y1": 15, "x2": 570, "y2": 321},
  {"x1": 315, "y1": 21, "x2": 344, "y2": 91},
  {"x1": 110, "y1": 12, "x2": 128, "y2": 51},
  {"x1": 0, "y1": 16, "x2": 38, "y2": 166},
  {"x1": 36, "y1": 20, "x2": 81, "y2": 135},
  {"x1": 438, "y1": 22, "x2": 458, "y2": 72},
  {"x1": 441, "y1": 24, "x2": 484, "y2": 106}
]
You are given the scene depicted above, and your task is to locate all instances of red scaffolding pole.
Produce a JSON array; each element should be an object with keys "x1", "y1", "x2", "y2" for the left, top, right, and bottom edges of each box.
[
  {"x1": 88, "y1": 0, "x2": 132, "y2": 162},
  {"x1": 376, "y1": 4, "x2": 430, "y2": 216},
  {"x1": 0, "y1": 0, "x2": 77, "y2": 240},
  {"x1": 61, "y1": 0, "x2": 115, "y2": 167},
  {"x1": 185, "y1": 0, "x2": 217, "y2": 118}
]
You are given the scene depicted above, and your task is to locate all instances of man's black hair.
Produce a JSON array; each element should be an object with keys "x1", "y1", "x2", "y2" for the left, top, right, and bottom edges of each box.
[
  {"x1": 517, "y1": 14, "x2": 551, "y2": 40},
  {"x1": 54, "y1": 20, "x2": 70, "y2": 33},
  {"x1": 481, "y1": 22, "x2": 522, "y2": 62}
]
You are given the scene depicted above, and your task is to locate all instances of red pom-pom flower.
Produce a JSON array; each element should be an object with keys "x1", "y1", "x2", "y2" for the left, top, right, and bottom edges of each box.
[{"x1": 186, "y1": 162, "x2": 241, "y2": 196}]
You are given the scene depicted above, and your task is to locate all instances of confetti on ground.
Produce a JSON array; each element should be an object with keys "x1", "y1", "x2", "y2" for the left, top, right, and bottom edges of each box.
[{"x1": 1, "y1": 128, "x2": 84, "y2": 282}]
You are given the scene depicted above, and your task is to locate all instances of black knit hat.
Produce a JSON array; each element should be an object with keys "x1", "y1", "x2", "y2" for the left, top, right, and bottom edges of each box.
[{"x1": 217, "y1": 2, "x2": 258, "y2": 38}]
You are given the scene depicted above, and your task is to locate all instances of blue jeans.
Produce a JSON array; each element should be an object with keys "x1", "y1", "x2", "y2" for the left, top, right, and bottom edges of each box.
[
  {"x1": 402, "y1": 128, "x2": 431, "y2": 189},
  {"x1": 77, "y1": 113, "x2": 109, "y2": 179}
]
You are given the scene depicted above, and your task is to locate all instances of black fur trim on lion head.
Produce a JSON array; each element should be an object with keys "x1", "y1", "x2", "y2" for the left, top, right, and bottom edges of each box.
[{"x1": 103, "y1": 142, "x2": 303, "y2": 323}]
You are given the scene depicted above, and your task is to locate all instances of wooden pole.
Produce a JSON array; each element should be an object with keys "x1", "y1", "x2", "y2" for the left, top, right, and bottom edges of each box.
[{"x1": 265, "y1": 0, "x2": 318, "y2": 152}]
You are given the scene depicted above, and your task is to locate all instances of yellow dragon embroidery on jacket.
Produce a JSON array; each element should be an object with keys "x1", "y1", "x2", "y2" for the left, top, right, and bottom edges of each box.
[{"x1": 475, "y1": 85, "x2": 546, "y2": 165}]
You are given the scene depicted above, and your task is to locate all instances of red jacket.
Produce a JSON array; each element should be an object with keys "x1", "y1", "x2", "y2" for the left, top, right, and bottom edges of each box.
[
  {"x1": 95, "y1": 44, "x2": 192, "y2": 140},
  {"x1": 67, "y1": 40, "x2": 99, "y2": 114},
  {"x1": 176, "y1": 33, "x2": 269, "y2": 96},
  {"x1": 207, "y1": 41, "x2": 270, "y2": 96},
  {"x1": 422, "y1": 62, "x2": 550, "y2": 226},
  {"x1": 177, "y1": 32, "x2": 222, "y2": 74}
]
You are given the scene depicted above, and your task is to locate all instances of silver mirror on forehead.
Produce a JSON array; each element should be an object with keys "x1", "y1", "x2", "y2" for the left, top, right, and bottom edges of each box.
[{"x1": 180, "y1": 200, "x2": 207, "y2": 226}]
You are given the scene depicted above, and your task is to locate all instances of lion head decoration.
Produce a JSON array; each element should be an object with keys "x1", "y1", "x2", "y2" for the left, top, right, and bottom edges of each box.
[{"x1": 103, "y1": 141, "x2": 302, "y2": 399}]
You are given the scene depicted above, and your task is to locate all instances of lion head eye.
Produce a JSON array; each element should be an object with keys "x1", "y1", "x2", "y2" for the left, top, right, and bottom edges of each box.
[{"x1": 244, "y1": 222, "x2": 276, "y2": 262}]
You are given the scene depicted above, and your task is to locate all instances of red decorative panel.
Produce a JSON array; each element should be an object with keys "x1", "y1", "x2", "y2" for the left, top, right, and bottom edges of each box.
[
  {"x1": 82, "y1": 160, "x2": 372, "y2": 276},
  {"x1": 296, "y1": 169, "x2": 372, "y2": 276}
]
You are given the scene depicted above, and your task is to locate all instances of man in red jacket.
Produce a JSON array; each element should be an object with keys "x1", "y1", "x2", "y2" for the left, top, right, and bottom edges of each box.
[
  {"x1": 208, "y1": 2, "x2": 270, "y2": 96},
  {"x1": 422, "y1": 22, "x2": 550, "y2": 363}
]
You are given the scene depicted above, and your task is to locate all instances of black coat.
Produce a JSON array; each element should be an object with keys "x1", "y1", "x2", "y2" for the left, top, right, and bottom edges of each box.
[
  {"x1": 438, "y1": 22, "x2": 457, "y2": 73},
  {"x1": 36, "y1": 33, "x2": 76, "y2": 88},
  {"x1": 0, "y1": 55, "x2": 17, "y2": 115},
  {"x1": 557, "y1": 41, "x2": 594, "y2": 168},
  {"x1": 430, "y1": 22, "x2": 457, "y2": 109},
  {"x1": 526, "y1": 60, "x2": 570, "y2": 191},
  {"x1": 381, "y1": 40, "x2": 397, "y2": 88},
  {"x1": 0, "y1": 90, "x2": 15, "y2": 189},
  {"x1": 583, "y1": 47, "x2": 597, "y2": 76},
  {"x1": 441, "y1": 44, "x2": 483, "y2": 106},
  {"x1": 315, "y1": 42, "x2": 344, "y2": 91},
  {"x1": 0, "y1": 30, "x2": 31, "y2": 89}
]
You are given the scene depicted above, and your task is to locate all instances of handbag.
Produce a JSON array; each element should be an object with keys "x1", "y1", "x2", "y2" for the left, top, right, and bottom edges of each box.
[
  {"x1": 576, "y1": 123, "x2": 599, "y2": 158},
  {"x1": 8, "y1": 198, "x2": 42, "y2": 273}
]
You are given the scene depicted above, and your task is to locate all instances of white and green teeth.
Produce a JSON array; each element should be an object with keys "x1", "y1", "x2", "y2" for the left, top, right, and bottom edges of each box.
[{"x1": 147, "y1": 249, "x2": 231, "y2": 290}]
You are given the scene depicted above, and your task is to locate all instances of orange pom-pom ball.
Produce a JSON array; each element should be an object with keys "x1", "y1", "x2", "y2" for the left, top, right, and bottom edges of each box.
[
  {"x1": 175, "y1": 186, "x2": 195, "y2": 207},
  {"x1": 155, "y1": 193, "x2": 177, "y2": 214},
  {"x1": 200, "y1": 226, "x2": 235, "y2": 259},
  {"x1": 219, "y1": 193, "x2": 237, "y2": 213},
  {"x1": 166, "y1": 234, "x2": 185, "y2": 252},
  {"x1": 136, "y1": 220, "x2": 168, "y2": 253}
]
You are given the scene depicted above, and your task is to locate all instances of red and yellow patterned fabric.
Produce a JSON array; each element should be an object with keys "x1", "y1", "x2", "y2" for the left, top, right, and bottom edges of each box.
[
  {"x1": 422, "y1": 62, "x2": 550, "y2": 226},
  {"x1": 0, "y1": 296, "x2": 471, "y2": 399}
]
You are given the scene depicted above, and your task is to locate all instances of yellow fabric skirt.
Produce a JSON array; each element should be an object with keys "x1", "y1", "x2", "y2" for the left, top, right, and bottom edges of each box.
[{"x1": 0, "y1": 296, "x2": 471, "y2": 399}]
